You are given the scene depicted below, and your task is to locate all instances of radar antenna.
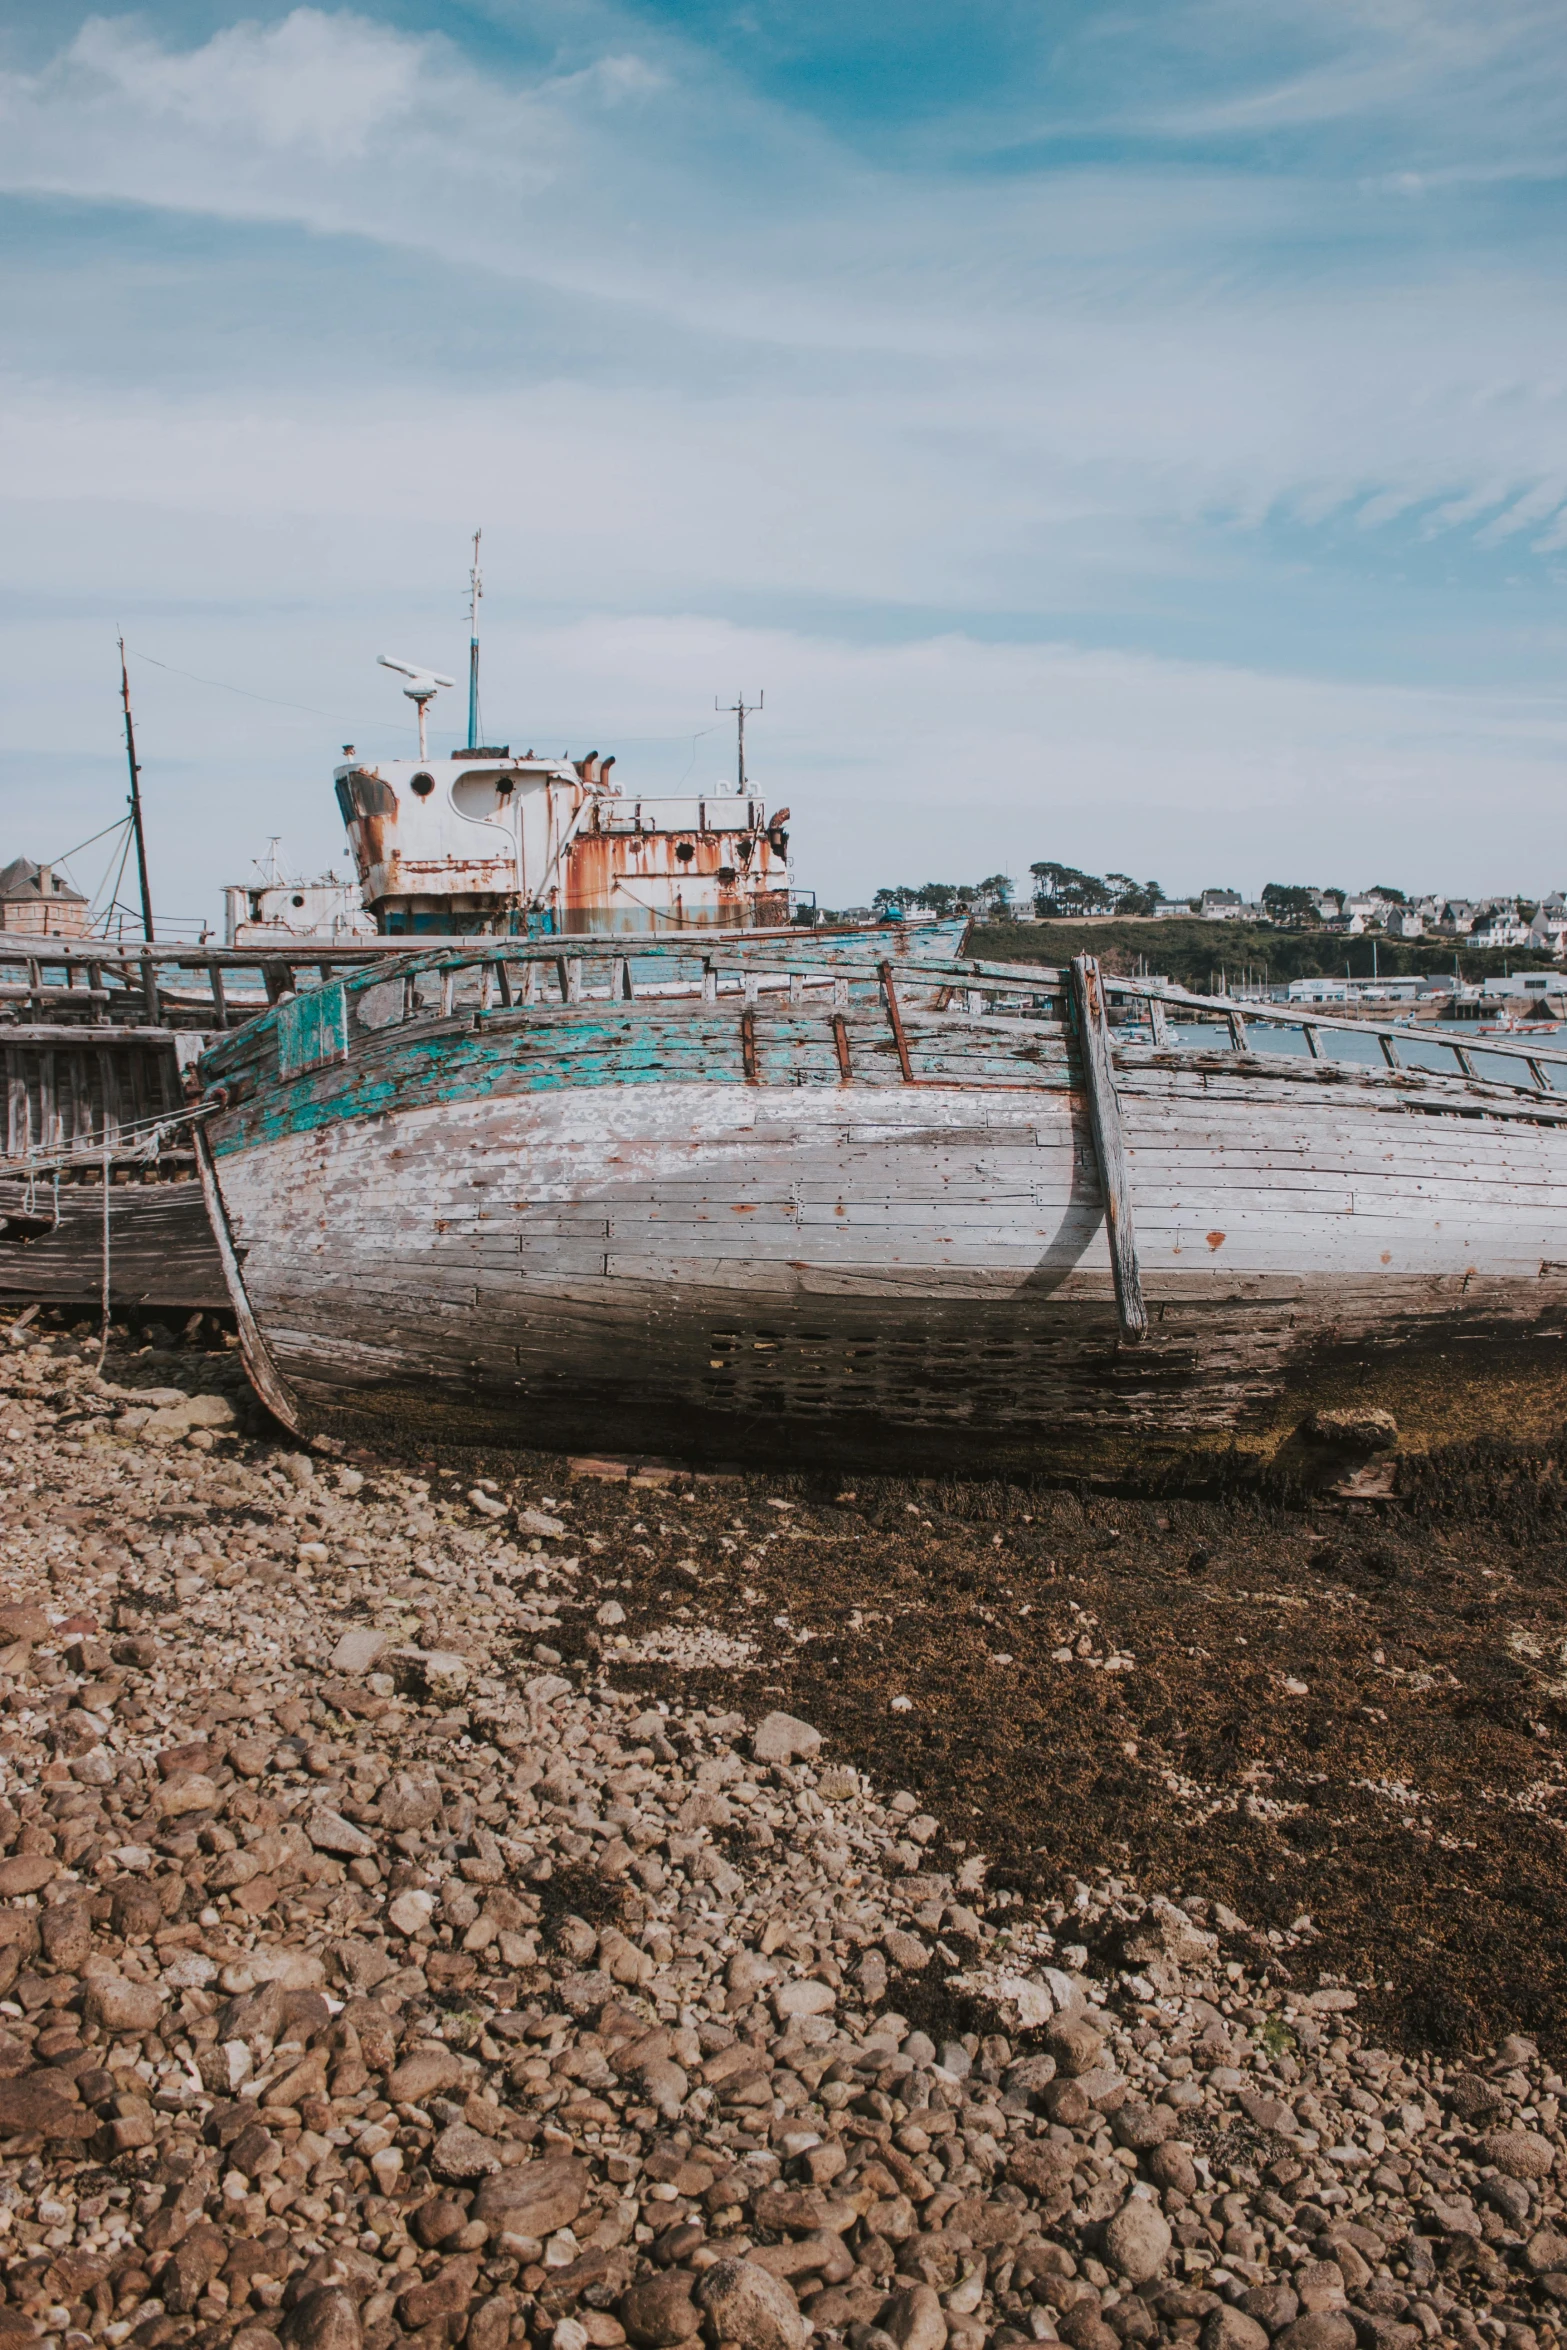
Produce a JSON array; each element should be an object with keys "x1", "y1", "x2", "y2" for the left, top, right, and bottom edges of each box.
[{"x1": 378, "y1": 655, "x2": 456, "y2": 760}]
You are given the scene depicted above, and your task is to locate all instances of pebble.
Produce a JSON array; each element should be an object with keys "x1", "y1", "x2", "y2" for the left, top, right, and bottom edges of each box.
[{"x1": 0, "y1": 1312, "x2": 1557, "y2": 2350}]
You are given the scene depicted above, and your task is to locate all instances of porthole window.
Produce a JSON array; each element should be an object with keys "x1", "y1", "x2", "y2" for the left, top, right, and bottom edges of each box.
[
  {"x1": 410, "y1": 772, "x2": 436, "y2": 798},
  {"x1": 675, "y1": 841, "x2": 695, "y2": 863},
  {"x1": 291, "y1": 893, "x2": 305, "y2": 907},
  {"x1": 718, "y1": 866, "x2": 737, "y2": 886}
]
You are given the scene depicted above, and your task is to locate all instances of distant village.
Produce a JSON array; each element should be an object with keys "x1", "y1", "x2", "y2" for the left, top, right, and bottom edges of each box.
[{"x1": 866, "y1": 866, "x2": 1567, "y2": 956}]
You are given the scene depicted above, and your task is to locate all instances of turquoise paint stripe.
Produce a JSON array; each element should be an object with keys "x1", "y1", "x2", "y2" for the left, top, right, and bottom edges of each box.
[{"x1": 210, "y1": 1008, "x2": 1073, "y2": 1157}]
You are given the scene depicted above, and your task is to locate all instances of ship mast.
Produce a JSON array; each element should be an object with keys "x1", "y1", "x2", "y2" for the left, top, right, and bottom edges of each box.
[
  {"x1": 467, "y1": 528, "x2": 482, "y2": 752},
  {"x1": 117, "y1": 634, "x2": 155, "y2": 942},
  {"x1": 717, "y1": 690, "x2": 764, "y2": 795}
]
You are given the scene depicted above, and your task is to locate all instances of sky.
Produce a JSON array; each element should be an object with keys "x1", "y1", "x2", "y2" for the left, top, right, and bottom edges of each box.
[{"x1": 2, "y1": 0, "x2": 1566, "y2": 927}]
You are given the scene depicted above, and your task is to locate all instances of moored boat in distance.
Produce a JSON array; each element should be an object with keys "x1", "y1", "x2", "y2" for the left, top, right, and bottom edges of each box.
[{"x1": 194, "y1": 939, "x2": 1567, "y2": 1477}]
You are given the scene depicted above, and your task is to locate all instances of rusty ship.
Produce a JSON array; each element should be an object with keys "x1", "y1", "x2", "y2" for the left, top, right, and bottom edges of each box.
[{"x1": 0, "y1": 642, "x2": 797, "y2": 1313}]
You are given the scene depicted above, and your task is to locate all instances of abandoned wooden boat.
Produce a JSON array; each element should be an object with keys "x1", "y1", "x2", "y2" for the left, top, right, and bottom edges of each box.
[
  {"x1": 191, "y1": 930, "x2": 1567, "y2": 1475},
  {"x1": 0, "y1": 940, "x2": 380, "y2": 1314}
]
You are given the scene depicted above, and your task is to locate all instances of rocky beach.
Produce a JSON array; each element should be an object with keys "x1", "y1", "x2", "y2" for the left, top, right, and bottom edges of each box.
[{"x1": 0, "y1": 1308, "x2": 1564, "y2": 2350}]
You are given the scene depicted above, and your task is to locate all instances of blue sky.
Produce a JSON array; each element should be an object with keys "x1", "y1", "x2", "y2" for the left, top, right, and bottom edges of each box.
[{"x1": 2, "y1": 0, "x2": 1566, "y2": 924}]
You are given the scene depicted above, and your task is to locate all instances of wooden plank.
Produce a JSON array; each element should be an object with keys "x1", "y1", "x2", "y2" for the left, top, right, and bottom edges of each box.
[
  {"x1": 194, "y1": 1123, "x2": 301, "y2": 1433},
  {"x1": 832, "y1": 1014, "x2": 853, "y2": 1082},
  {"x1": 878, "y1": 963, "x2": 915, "y2": 1083},
  {"x1": 38, "y1": 1051, "x2": 59, "y2": 1150},
  {"x1": 98, "y1": 1046, "x2": 120, "y2": 1144},
  {"x1": 741, "y1": 1008, "x2": 759, "y2": 1083},
  {"x1": 1070, "y1": 954, "x2": 1147, "y2": 1341}
]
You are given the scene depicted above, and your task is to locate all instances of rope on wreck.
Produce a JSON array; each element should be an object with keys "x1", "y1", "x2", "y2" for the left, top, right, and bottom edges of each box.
[{"x1": 97, "y1": 1137, "x2": 111, "y2": 1373}]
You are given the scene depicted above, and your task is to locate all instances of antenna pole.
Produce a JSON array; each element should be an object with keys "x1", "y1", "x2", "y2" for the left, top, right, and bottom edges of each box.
[
  {"x1": 716, "y1": 690, "x2": 764, "y2": 795},
  {"x1": 118, "y1": 634, "x2": 155, "y2": 943},
  {"x1": 467, "y1": 528, "x2": 482, "y2": 751}
]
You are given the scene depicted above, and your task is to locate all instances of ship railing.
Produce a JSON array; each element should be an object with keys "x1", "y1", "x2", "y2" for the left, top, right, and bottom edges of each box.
[
  {"x1": 173, "y1": 928, "x2": 1567, "y2": 1109},
  {"x1": 0, "y1": 931, "x2": 945, "y2": 1033},
  {"x1": 0, "y1": 940, "x2": 422, "y2": 1033},
  {"x1": 701, "y1": 949, "x2": 1567, "y2": 1102}
]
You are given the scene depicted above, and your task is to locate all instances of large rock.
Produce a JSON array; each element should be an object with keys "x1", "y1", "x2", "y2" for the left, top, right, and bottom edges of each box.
[
  {"x1": 1045, "y1": 2015, "x2": 1105, "y2": 2077},
  {"x1": 398, "y1": 2256, "x2": 481, "y2": 2331},
  {"x1": 1203, "y1": 2312, "x2": 1270, "y2": 2350},
  {"x1": 774, "y1": 1978, "x2": 836, "y2": 2018},
  {"x1": 467, "y1": 2302, "x2": 513, "y2": 2350},
  {"x1": 1111, "y1": 2099, "x2": 1176, "y2": 2151},
  {"x1": 330, "y1": 1627, "x2": 389, "y2": 1675},
  {"x1": 1235, "y1": 2091, "x2": 1297, "y2": 2135},
  {"x1": 231, "y1": 1947, "x2": 324, "y2": 1991},
  {"x1": 1527, "y1": 2229, "x2": 1567, "y2": 2276},
  {"x1": 1146, "y1": 2142, "x2": 1197, "y2": 2195},
  {"x1": 0, "y1": 2074, "x2": 96, "y2": 2138},
  {"x1": 306, "y1": 1808, "x2": 377, "y2": 1859},
  {"x1": 154, "y1": 1771, "x2": 220, "y2": 1818},
  {"x1": 1292, "y1": 2262, "x2": 1345, "y2": 2314},
  {"x1": 636, "y1": 2057, "x2": 688, "y2": 2118},
  {"x1": 695, "y1": 2257, "x2": 810, "y2": 2350},
  {"x1": 377, "y1": 1770, "x2": 442, "y2": 1832},
  {"x1": 85, "y1": 1976, "x2": 166, "y2": 2034},
  {"x1": 0, "y1": 1855, "x2": 56, "y2": 1896},
  {"x1": 620, "y1": 2273, "x2": 703, "y2": 2348},
  {"x1": 388, "y1": 2048, "x2": 466, "y2": 2103},
  {"x1": 1485, "y1": 2129, "x2": 1556, "y2": 2180},
  {"x1": 881, "y1": 2281, "x2": 948, "y2": 2350},
  {"x1": 1006, "y1": 2141, "x2": 1074, "y2": 2200},
  {"x1": 281, "y1": 2290, "x2": 362, "y2": 2350},
  {"x1": 432, "y1": 2124, "x2": 502, "y2": 2180},
  {"x1": 164, "y1": 2225, "x2": 228, "y2": 2314},
  {"x1": 751, "y1": 1712, "x2": 822, "y2": 1765},
  {"x1": 1274, "y1": 2320, "x2": 1357, "y2": 2350},
  {"x1": 473, "y1": 2156, "x2": 588, "y2": 2242},
  {"x1": 1103, "y1": 2196, "x2": 1171, "y2": 2285},
  {"x1": 1238, "y1": 2288, "x2": 1298, "y2": 2333},
  {"x1": 39, "y1": 1900, "x2": 92, "y2": 1971}
]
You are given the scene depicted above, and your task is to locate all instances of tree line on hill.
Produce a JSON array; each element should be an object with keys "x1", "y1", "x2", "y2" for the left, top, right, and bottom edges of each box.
[{"x1": 868, "y1": 867, "x2": 1361, "y2": 922}]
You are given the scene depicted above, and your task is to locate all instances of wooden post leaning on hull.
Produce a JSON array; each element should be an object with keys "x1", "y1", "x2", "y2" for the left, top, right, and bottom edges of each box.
[
  {"x1": 193, "y1": 1121, "x2": 303, "y2": 1436},
  {"x1": 1070, "y1": 954, "x2": 1147, "y2": 1343}
]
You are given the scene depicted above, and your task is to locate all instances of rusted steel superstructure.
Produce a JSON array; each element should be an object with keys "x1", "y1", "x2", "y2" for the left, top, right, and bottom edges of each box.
[
  {"x1": 195, "y1": 930, "x2": 1567, "y2": 1476},
  {"x1": 334, "y1": 746, "x2": 792, "y2": 936}
]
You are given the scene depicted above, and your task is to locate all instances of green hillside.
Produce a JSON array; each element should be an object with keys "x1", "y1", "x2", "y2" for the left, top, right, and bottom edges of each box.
[{"x1": 968, "y1": 916, "x2": 1556, "y2": 993}]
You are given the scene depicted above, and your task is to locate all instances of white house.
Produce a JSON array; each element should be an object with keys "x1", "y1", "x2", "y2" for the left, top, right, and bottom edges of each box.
[{"x1": 1471, "y1": 900, "x2": 1533, "y2": 949}]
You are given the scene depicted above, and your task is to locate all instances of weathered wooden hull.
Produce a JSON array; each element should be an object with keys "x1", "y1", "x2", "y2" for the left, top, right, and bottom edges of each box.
[
  {"x1": 0, "y1": 1177, "x2": 226, "y2": 1312},
  {"x1": 202, "y1": 1028, "x2": 1567, "y2": 1474}
]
